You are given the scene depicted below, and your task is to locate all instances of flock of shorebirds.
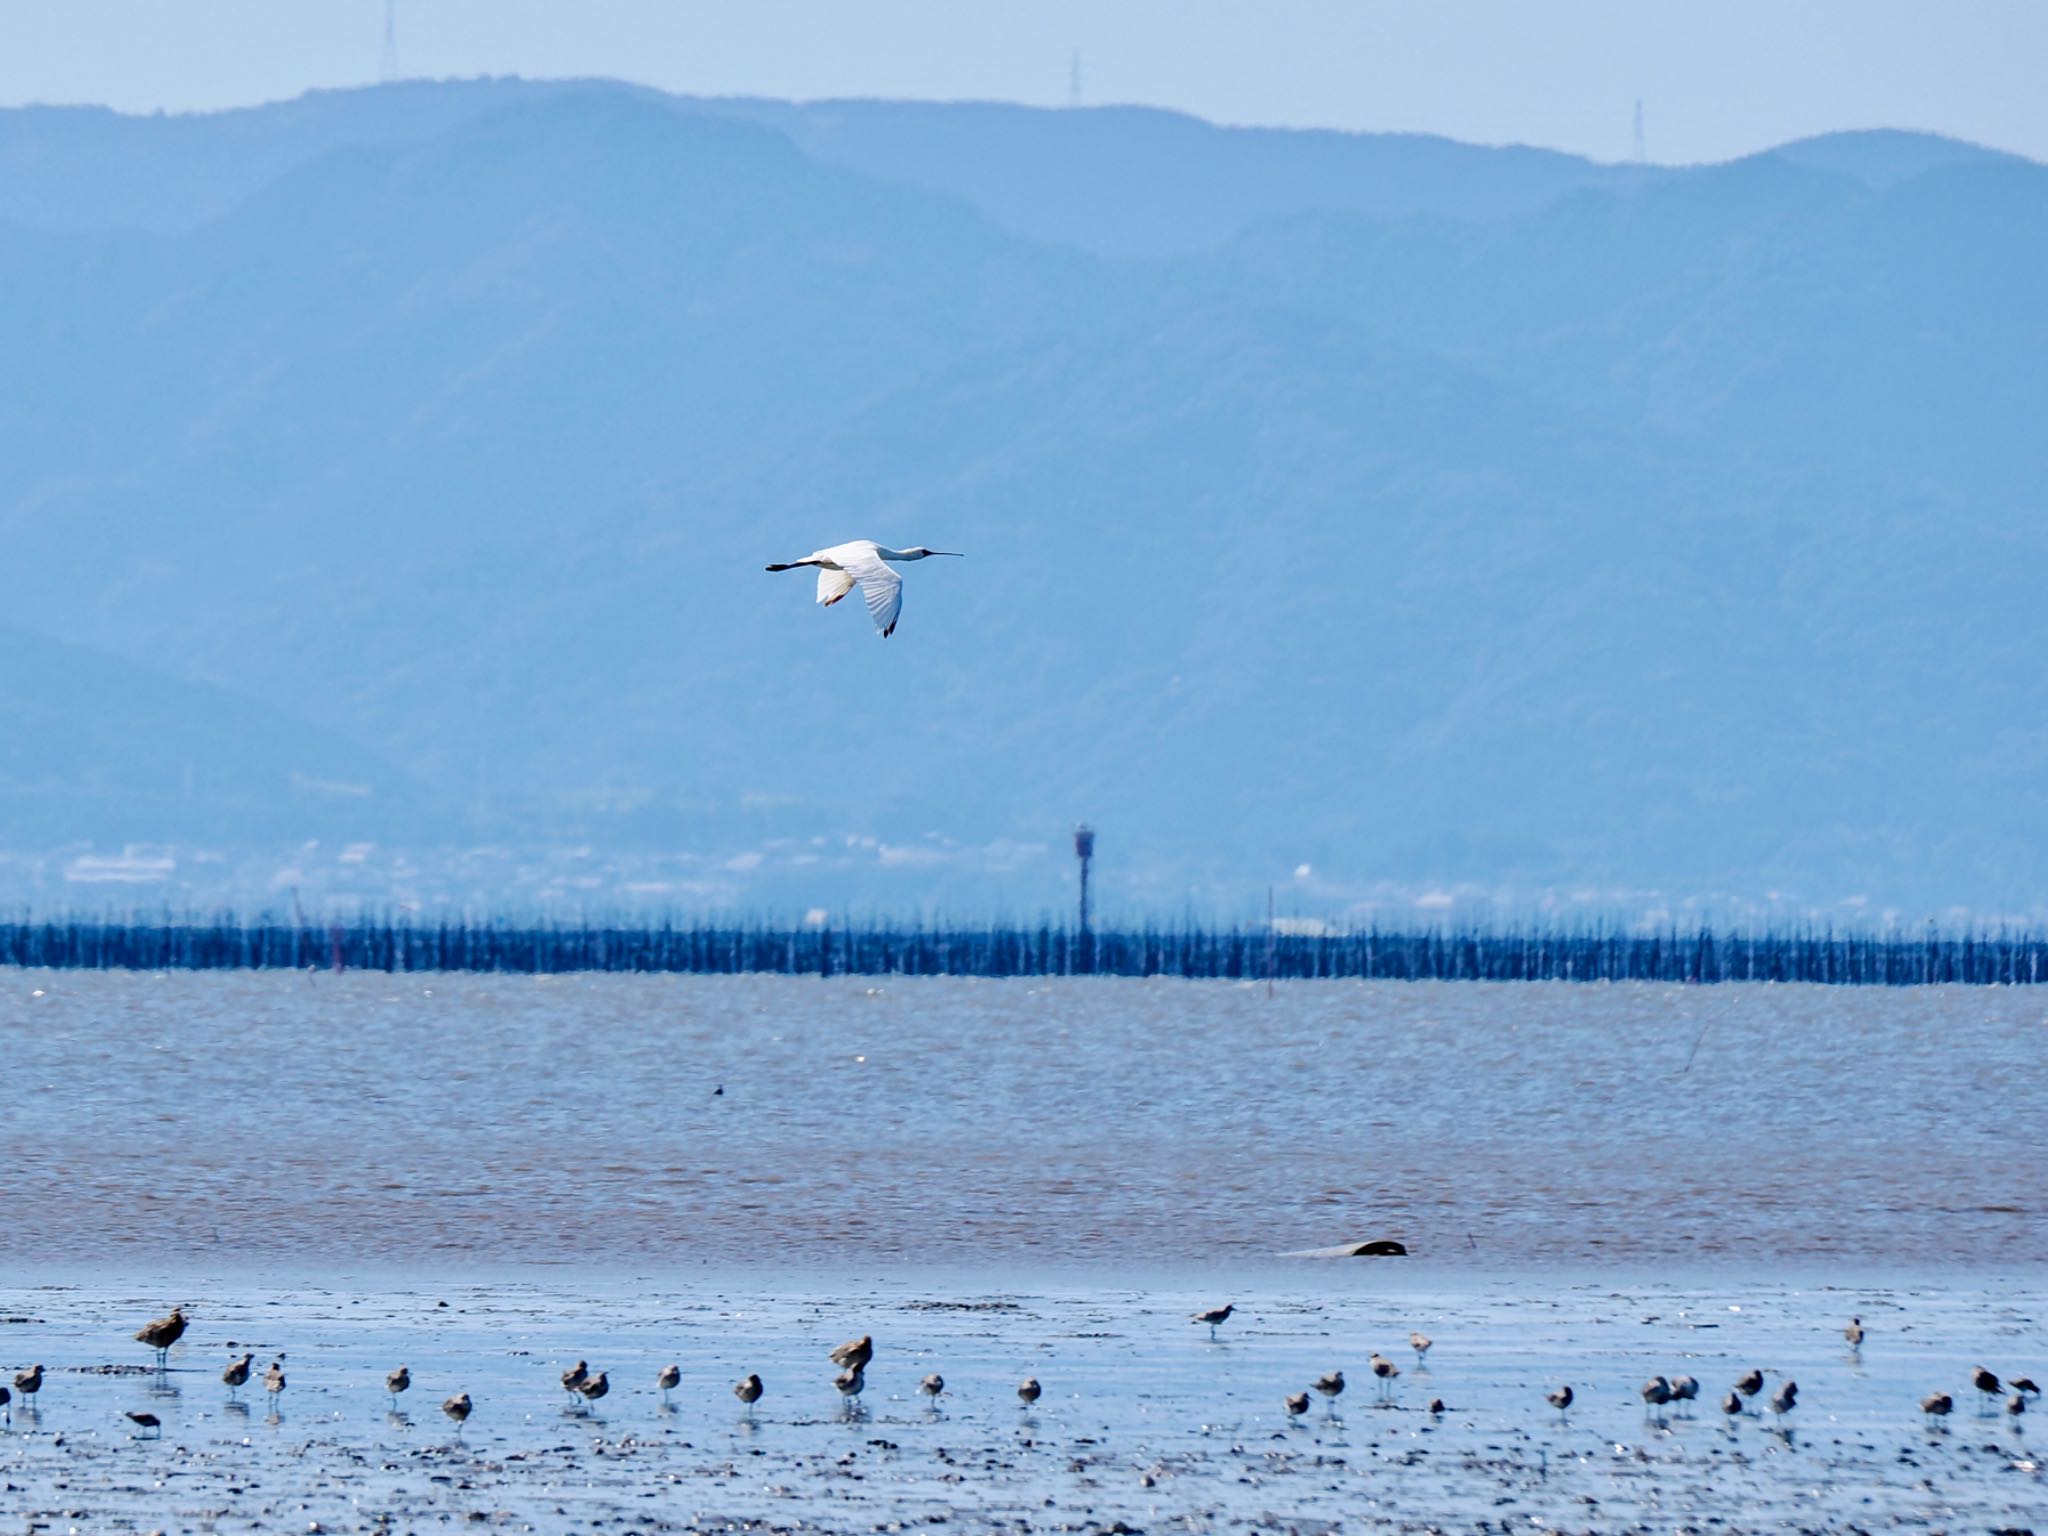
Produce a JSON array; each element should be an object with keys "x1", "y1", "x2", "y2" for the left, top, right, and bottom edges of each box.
[{"x1": 1, "y1": 1306, "x2": 2038, "y2": 1440}]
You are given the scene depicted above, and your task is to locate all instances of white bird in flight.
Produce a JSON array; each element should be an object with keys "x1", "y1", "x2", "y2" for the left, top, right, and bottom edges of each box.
[{"x1": 766, "y1": 540, "x2": 961, "y2": 638}]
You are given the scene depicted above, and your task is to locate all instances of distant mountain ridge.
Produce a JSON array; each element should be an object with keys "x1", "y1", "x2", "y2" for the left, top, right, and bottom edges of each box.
[{"x1": 0, "y1": 82, "x2": 2042, "y2": 917}]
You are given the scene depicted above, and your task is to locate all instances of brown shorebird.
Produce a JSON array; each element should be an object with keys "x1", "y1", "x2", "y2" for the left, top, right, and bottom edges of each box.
[
  {"x1": 124, "y1": 1410, "x2": 162, "y2": 1437},
  {"x1": 1312, "y1": 1370, "x2": 1344, "y2": 1411},
  {"x1": 223, "y1": 1353, "x2": 254, "y2": 1398},
  {"x1": 1284, "y1": 1391, "x2": 1309, "y2": 1417},
  {"x1": 920, "y1": 1373, "x2": 945, "y2": 1406},
  {"x1": 1191, "y1": 1304, "x2": 1234, "y2": 1340},
  {"x1": 560, "y1": 1360, "x2": 589, "y2": 1403},
  {"x1": 829, "y1": 1335, "x2": 874, "y2": 1373},
  {"x1": 1844, "y1": 1316, "x2": 1865, "y2": 1350},
  {"x1": 1721, "y1": 1390, "x2": 1743, "y2": 1419},
  {"x1": 835, "y1": 1366, "x2": 866, "y2": 1414},
  {"x1": 1017, "y1": 1376, "x2": 1042, "y2": 1407},
  {"x1": 1768, "y1": 1379, "x2": 1798, "y2": 1422},
  {"x1": 2012, "y1": 1375, "x2": 2042, "y2": 1397},
  {"x1": 657, "y1": 1364, "x2": 681, "y2": 1404},
  {"x1": 1734, "y1": 1368, "x2": 1764, "y2": 1399},
  {"x1": 1972, "y1": 1366, "x2": 2003, "y2": 1410},
  {"x1": 1369, "y1": 1353, "x2": 1400, "y2": 1397},
  {"x1": 1921, "y1": 1391, "x2": 1952, "y2": 1421},
  {"x1": 386, "y1": 1365, "x2": 410, "y2": 1408},
  {"x1": 733, "y1": 1373, "x2": 764, "y2": 1416},
  {"x1": 577, "y1": 1371, "x2": 610, "y2": 1408},
  {"x1": 442, "y1": 1391, "x2": 472, "y2": 1430},
  {"x1": 1641, "y1": 1375, "x2": 1673, "y2": 1421},
  {"x1": 136, "y1": 1307, "x2": 188, "y2": 1366},
  {"x1": 1547, "y1": 1384, "x2": 1573, "y2": 1418},
  {"x1": 263, "y1": 1360, "x2": 286, "y2": 1403},
  {"x1": 1410, "y1": 1332, "x2": 1433, "y2": 1366},
  {"x1": 1669, "y1": 1375, "x2": 1700, "y2": 1412},
  {"x1": 1426, "y1": 1396, "x2": 1445, "y2": 1415},
  {"x1": 11, "y1": 1366, "x2": 39, "y2": 1408},
  {"x1": 2008, "y1": 1392, "x2": 2028, "y2": 1419}
]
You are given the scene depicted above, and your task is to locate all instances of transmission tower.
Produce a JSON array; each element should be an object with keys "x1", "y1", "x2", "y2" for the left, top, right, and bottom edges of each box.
[
  {"x1": 1632, "y1": 98, "x2": 1646, "y2": 163},
  {"x1": 381, "y1": 0, "x2": 401, "y2": 83}
]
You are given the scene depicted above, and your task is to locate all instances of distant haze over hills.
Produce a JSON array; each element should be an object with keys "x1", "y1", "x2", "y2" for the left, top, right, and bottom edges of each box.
[{"x1": 1, "y1": 81, "x2": 2043, "y2": 920}]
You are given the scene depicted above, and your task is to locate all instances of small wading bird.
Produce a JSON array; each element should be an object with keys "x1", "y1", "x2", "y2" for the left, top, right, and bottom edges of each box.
[
  {"x1": 124, "y1": 1410, "x2": 161, "y2": 1438},
  {"x1": 1769, "y1": 1379, "x2": 1798, "y2": 1422},
  {"x1": 734, "y1": 1373, "x2": 764, "y2": 1416},
  {"x1": 1370, "y1": 1353, "x2": 1400, "y2": 1397},
  {"x1": 263, "y1": 1359, "x2": 286, "y2": 1407},
  {"x1": 835, "y1": 1366, "x2": 865, "y2": 1413},
  {"x1": 1017, "y1": 1376, "x2": 1042, "y2": 1408},
  {"x1": 223, "y1": 1353, "x2": 254, "y2": 1398},
  {"x1": 1845, "y1": 1316, "x2": 1865, "y2": 1350},
  {"x1": 560, "y1": 1361, "x2": 588, "y2": 1404},
  {"x1": 13, "y1": 1365, "x2": 42, "y2": 1406},
  {"x1": 442, "y1": 1391, "x2": 471, "y2": 1430},
  {"x1": 1426, "y1": 1397, "x2": 1445, "y2": 1416},
  {"x1": 1921, "y1": 1391, "x2": 1953, "y2": 1422},
  {"x1": 1546, "y1": 1384, "x2": 1573, "y2": 1419},
  {"x1": 1641, "y1": 1375, "x2": 1673, "y2": 1422},
  {"x1": 1312, "y1": 1370, "x2": 1344, "y2": 1411},
  {"x1": 829, "y1": 1335, "x2": 874, "y2": 1373},
  {"x1": 577, "y1": 1371, "x2": 610, "y2": 1408},
  {"x1": 1670, "y1": 1374, "x2": 1700, "y2": 1412},
  {"x1": 1735, "y1": 1368, "x2": 1765, "y2": 1399},
  {"x1": 657, "y1": 1364, "x2": 681, "y2": 1404},
  {"x1": 1973, "y1": 1366, "x2": 2003, "y2": 1410},
  {"x1": 136, "y1": 1306, "x2": 188, "y2": 1367},
  {"x1": 920, "y1": 1373, "x2": 945, "y2": 1407},
  {"x1": 766, "y1": 541, "x2": 961, "y2": 639},
  {"x1": 386, "y1": 1365, "x2": 410, "y2": 1408},
  {"x1": 1284, "y1": 1391, "x2": 1309, "y2": 1418},
  {"x1": 1191, "y1": 1304, "x2": 1235, "y2": 1340},
  {"x1": 1721, "y1": 1391, "x2": 1743, "y2": 1419},
  {"x1": 1411, "y1": 1332, "x2": 1433, "y2": 1366}
]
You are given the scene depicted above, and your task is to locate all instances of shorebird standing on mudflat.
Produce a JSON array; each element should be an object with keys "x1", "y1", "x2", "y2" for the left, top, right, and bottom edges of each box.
[
  {"x1": 1972, "y1": 1366, "x2": 2003, "y2": 1412},
  {"x1": 442, "y1": 1392, "x2": 472, "y2": 1431},
  {"x1": 386, "y1": 1365, "x2": 410, "y2": 1408},
  {"x1": 1734, "y1": 1368, "x2": 1764, "y2": 1400},
  {"x1": 577, "y1": 1371, "x2": 610, "y2": 1410},
  {"x1": 1312, "y1": 1371, "x2": 1344, "y2": 1411},
  {"x1": 920, "y1": 1373, "x2": 945, "y2": 1408},
  {"x1": 1844, "y1": 1316, "x2": 1865, "y2": 1351},
  {"x1": 560, "y1": 1361, "x2": 589, "y2": 1404},
  {"x1": 1284, "y1": 1391, "x2": 1309, "y2": 1418},
  {"x1": 1547, "y1": 1384, "x2": 1573, "y2": 1419},
  {"x1": 1721, "y1": 1390, "x2": 1743, "y2": 1421},
  {"x1": 2009, "y1": 1393, "x2": 2027, "y2": 1419},
  {"x1": 1921, "y1": 1391, "x2": 1953, "y2": 1422},
  {"x1": 835, "y1": 1366, "x2": 866, "y2": 1416},
  {"x1": 657, "y1": 1364, "x2": 681, "y2": 1405},
  {"x1": 136, "y1": 1307, "x2": 188, "y2": 1367},
  {"x1": 1410, "y1": 1332, "x2": 1433, "y2": 1367},
  {"x1": 1641, "y1": 1376, "x2": 1673, "y2": 1424},
  {"x1": 1370, "y1": 1353, "x2": 1400, "y2": 1399},
  {"x1": 1190, "y1": 1305, "x2": 1234, "y2": 1341},
  {"x1": 734, "y1": 1373, "x2": 764, "y2": 1417},
  {"x1": 13, "y1": 1365, "x2": 43, "y2": 1409},
  {"x1": 829, "y1": 1335, "x2": 874, "y2": 1373},
  {"x1": 1017, "y1": 1376, "x2": 1042, "y2": 1408},
  {"x1": 263, "y1": 1360, "x2": 286, "y2": 1417},
  {"x1": 1768, "y1": 1379, "x2": 1798, "y2": 1425},
  {"x1": 223, "y1": 1353, "x2": 253, "y2": 1398},
  {"x1": 1670, "y1": 1375, "x2": 1700, "y2": 1413},
  {"x1": 124, "y1": 1410, "x2": 162, "y2": 1438}
]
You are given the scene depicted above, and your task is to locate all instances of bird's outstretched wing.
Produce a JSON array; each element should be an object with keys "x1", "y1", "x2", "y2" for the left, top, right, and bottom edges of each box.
[
  {"x1": 816, "y1": 567, "x2": 857, "y2": 607},
  {"x1": 839, "y1": 547, "x2": 903, "y2": 637}
]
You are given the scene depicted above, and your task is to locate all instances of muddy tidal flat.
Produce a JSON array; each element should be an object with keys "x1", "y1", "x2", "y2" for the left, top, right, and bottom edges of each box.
[{"x1": 2, "y1": 1270, "x2": 2042, "y2": 1534}]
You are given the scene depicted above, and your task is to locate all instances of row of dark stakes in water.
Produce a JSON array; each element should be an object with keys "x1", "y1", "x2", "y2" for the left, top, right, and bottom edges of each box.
[
  {"x1": 3, "y1": 1307, "x2": 2039, "y2": 1439},
  {"x1": 9, "y1": 915, "x2": 2048, "y2": 985}
]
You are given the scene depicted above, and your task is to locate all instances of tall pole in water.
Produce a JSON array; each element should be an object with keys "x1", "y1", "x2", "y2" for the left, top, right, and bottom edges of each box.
[{"x1": 1074, "y1": 825, "x2": 1095, "y2": 972}]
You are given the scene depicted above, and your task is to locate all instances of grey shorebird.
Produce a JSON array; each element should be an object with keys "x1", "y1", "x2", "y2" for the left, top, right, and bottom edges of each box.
[
  {"x1": 124, "y1": 1410, "x2": 162, "y2": 1438},
  {"x1": 223, "y1": 1352, "x2": 254, "y2": 1398},
  {"x1": 1410, "y1": 1332, "x2": 1433, "y2": 1366},
  {"x1": 920, "y1": 1373, "x2": 945, "y2": 1407},
  {"x1": 263, "y1": 1360, "x2": 286, "y2": 1402},
  {"x1": 835, "y1": 1366, "x2": 866, "y2": 1415},
  {"x1": 1973, "y1": 1366, "x2": 2003, "y2": 1411},
  {"x1": 1721, "y1": 1390, "x2": 1743, "y2": 1419},
  {"x1": 734, "y1": 1373, "x2": 764, "y2": 1416},
  {"x1": 135, "y1": 1307, "x2": 188, "y2": 1367},
  {"x1": 1191, "y1": 1304, "x2": 1234, "y2": 1340},
  {"x1": 577, "y1": 1370, "x2": 610, "y2": 1409},
  {"x1": 1641, "y1": 1375, "x2": 1673, "y2": 1423},
  {"x1": 386, "y1": 1365, "x2": 410, "y2": 1408},
  {"x1": 1017, "y1": 1376, "x2": 1042, "y2": 1408},
  {"x1": 1670, "y1": 1374, "x2": 1700, "y2": 1413},
  {"x1": 829, "y1": 1335, "x2": 874, "y2": 1373},
  {"x1": 2009, "y1": 1392, "x2": 2027, "y2": 1418},
  {"x1": 1921, "y1": 1391, "x2": 1953, "y2": 1422},
  {"x1": 12, "y1": 1365, "x2": 41, "y2": 1407},
  {"x1": 1768, "y1": 1379, "x2": 1798, "y2": 1423},
  {"x1": 1844, "y1": 1316, "x2": 1865, "y2": 1350},
  {"x1": 1547, "y1": 1384, "x2": 1573, "y2": 1418},
  {"x1": 1369, "y1": 1353, "x2": 1400, "y2": 1397},
  {"x1": 1734, "y1": 1368, "x2": 1764, "y2": 1399},
  {"x1": 1284, "y1": 1391, "x2": 1309, "y2": 1418},
  {"x1": 442, "y1": 1391, "x2": 472, "y2": 1430},
  {"x1": 560, "y1": 1360, "x2": 589, "y2": 1403},
  {"x1": 657, "y1": 1364, "x2": 681, "y2": 1403},
  {"x1": 1312, "y1": 1370, "x2": 1344, "y2": 1411}
]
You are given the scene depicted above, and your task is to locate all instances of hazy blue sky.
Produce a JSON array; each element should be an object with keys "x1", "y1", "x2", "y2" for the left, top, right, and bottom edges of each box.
[{"x1": 2, "y1": 0, "x2": 2043, "y2": 164}]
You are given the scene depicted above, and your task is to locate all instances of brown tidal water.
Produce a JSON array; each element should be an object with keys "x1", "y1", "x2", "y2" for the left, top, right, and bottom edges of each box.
[{"x1": 1, "y1": 972, "x2": 2041, "y2": 1268}]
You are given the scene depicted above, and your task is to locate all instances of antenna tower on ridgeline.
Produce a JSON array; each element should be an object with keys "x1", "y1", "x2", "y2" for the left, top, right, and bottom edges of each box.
[
  {"x1": 1069, "y1": 49, "x2": 1083, "y2": 108},
  {"x1": 381, "y1": 0, "x2": 401, "y2": 84},
  {"x1": 1632, "y1": 98, "x2": 1646, "y2": 163}
]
